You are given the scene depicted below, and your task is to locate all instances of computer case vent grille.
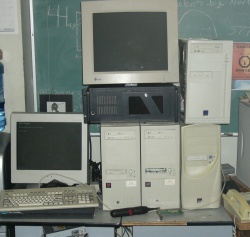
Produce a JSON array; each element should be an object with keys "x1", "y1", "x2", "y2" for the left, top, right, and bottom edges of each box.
[{"x1": 96, "y1": 95, "x2": 118, "y2": 115}]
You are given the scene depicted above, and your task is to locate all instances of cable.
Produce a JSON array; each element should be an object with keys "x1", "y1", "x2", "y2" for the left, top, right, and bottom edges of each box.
[
  {"x1": 114, "y1": 228, "x2": 122, "y2": 237},
  {"x1": 88, "y1": 134, "x2": 102, "y2": 193},
  {"x1": 38, "y1": 173, "x2": 112, "y2": 210},
  {"x1": 233, "y1": 215, "x2": 237, "y2": 237},
  {"x1": 89, "y1": 160, "x2": 102, "y2": 183},
  {"x1": 89, "y1": 134, "x2": 93, "y2": 162},
  {"x1": 122, "y1": 227, "x2": 133, "y2": 237}
]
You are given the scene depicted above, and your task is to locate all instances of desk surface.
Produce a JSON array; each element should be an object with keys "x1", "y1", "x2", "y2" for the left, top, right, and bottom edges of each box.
[
  {"x1": 122, "y1": 206, "x2": 232, "y2": 227},
  {"x1": 0, "y1": 207, "x2": 121, "y2": 227},
  {"x1": 227, "y1": 176, "x2": 250, "y2": 231},
  {"x1": 0, "y1": 206, "x2": 233, "y2": 228}
]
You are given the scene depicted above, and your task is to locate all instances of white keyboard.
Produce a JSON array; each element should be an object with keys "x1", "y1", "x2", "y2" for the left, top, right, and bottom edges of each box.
[{"x1": 0, "y1": 185, "x2": 99, "y2": 213}]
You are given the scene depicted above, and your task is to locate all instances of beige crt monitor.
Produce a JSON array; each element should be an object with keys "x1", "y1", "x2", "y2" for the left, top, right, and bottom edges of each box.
[
  {"x1": 81, "y1": 0, "x2": 179, "y2": 85},
  {"x1": 11, "y1": 112, "x2": 88, "y2": 186},
  {"x1": 181, "y1": 124, "x2": 221, "y2": 209}
]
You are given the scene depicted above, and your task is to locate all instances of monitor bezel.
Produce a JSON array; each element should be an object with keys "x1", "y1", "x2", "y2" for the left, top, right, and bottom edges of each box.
[
  {"x1": 81, "y1": 0, "x2": 179, "y2": 85},
  {"x1": 11, "y1": 112, "x2": 88, "y2": 185}
]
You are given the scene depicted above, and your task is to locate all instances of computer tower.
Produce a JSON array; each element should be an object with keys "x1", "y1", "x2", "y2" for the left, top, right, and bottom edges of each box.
[
  {"x1": 237, "y1": 101, "x2": 250, "y2": 187},
  {"x1": 101, "y1": 124, "x2": 141, "y2": 210},
  {"x1": 0, "y1": 132, "x2": 11, "y2": 191},
  {"x1": 83, "y1": 84, "x2": 180, "y2": 123},
  {"x1": 141, "y1": 123, "x2": 180, "y2": 209},
  {"x1": 181, "y1": 124, "x2": 221, "y2": 209},
  {"x1": 0, "y1": 132, "x2": 11, "y2": 237},
  {"x1": 179, "y1": 39, "x2": 233, "y2": 124}
]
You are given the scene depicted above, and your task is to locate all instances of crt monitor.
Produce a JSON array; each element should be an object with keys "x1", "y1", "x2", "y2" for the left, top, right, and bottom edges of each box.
[
  {"x1": 10, "y1": 112, "x2": 88, "y2": 185},
  {"x1": 81, "y1": 0, "x2": 179, "y2": 85}
]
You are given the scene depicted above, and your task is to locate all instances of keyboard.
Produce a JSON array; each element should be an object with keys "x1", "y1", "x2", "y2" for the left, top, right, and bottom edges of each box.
[{"x1": 0, "y1": 185, "x2": 99, "y2": 213}]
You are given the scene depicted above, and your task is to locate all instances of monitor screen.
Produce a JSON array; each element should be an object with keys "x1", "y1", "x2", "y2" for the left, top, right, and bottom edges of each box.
[
  {"x1": 93, "y1": 12, "x2": 168, "y2": 72},
  {"x1": 11, "y1": 113, "x2": 88, "y2": 185},
  {"x1": 81, "y1": 0, "x2": 179, "y2": 85}
]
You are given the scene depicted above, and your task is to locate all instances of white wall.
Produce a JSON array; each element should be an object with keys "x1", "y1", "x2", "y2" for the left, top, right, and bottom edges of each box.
[
  {"x1": 221, "y1": 136, "x2": 238, "y2": 172},
  {"x1": 0, "y1": 1, "x2": 25, "y2": 133}
]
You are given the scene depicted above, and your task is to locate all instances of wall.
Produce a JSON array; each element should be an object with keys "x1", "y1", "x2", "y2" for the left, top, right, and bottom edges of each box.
[
  {"x1": 221, "y1": 136, "x2": 238, "y2": 172},
  {"x1": 0, "y1": 1, "x2": 25, "y2": 133}
]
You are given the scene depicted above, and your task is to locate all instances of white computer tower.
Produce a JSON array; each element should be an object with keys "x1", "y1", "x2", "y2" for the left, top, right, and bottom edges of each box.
[
  {"x1": 181, "y1": 124, "x2": 221, "y2": 209},
  {"x1": 237, "y1": 101, "x2": 250, "y2": 187},
  {"x1": 0, "y1": 133, "x2": 10, "y2": 237},
  {"x1": 101, "y1": 124, "x2": 141, "y2": 210},
  {"x1": 141, "y1": 123, "x2": 180, "y2": 209},
  {"x1": 179, "y1": 39, "x2": 233, "y2": 124}
]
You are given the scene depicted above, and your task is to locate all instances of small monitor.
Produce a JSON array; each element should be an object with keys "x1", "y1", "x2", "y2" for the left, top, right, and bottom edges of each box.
[
  {"x1": 81, "y1": 0, "x2": 179, "y2": 85},
  {"x1": 11, "y1": 112, "x2": 88, "y2": 185}
]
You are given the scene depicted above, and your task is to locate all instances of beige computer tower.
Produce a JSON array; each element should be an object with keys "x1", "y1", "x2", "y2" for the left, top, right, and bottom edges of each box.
[
  {"x1": 179, "y1": 39, "x2": 233, "y2": 124},
  {"x1": 101, "y1": 123, "x2": 141, "y2": 210},
  {"x1": 181, "y1": 124, "x2": 221, "y2": 209},
  {"x1": 141, "y1": 123, "x2": 180, "y2": 209},
  {"x1": 237, "y1": 101, "x2": 250, "y2": 187}
]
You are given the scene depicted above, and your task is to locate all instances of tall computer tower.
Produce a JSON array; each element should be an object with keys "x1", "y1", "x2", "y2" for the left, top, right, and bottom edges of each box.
[
  {"x1": 101, "y1": 124, "x2": 141, "y2": 210},
  {"x1": 141, "y1": 123, "x2": 180, "y2": 209},
  {"x1": 0, "y1": 132, "x2": 11, "y2": 191},
  {"x1": 0, "y1": 132, "x2": 11, "y2": 237},
  {"x1": 237, "y1": 101, "x2": 250, "y2": 187},
  {"x1": 181, "y1": 124, "x2": 221, "y2": 209},
  {"x1": 179, "y1": 39, "x2": 233, "y2": 124}
]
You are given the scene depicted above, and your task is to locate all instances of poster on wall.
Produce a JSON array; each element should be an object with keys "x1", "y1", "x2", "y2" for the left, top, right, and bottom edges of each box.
[
  {"x1": 232, "y1": 43, "x2": 250, "y2": 90},
  {"x1": 0, "y1": 0, "x2": 18, "y2": 34}
]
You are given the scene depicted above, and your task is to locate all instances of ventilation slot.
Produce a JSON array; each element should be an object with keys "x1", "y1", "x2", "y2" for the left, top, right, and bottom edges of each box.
[{"x1": 96, "y1": 95, "x2": 118, "y2": 115}]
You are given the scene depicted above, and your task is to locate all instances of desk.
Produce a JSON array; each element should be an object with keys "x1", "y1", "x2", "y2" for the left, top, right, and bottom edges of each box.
[
  {"x1": 226, "y1": 176, "x2": 250, "y2": 237},
  {"x1": 121, "y1": 206, "x2": 233, "y2": 237},
  {"x1": 0, "y1": 207, "x2": 121, "y2": 237},
  {"x1": 0, "y1": 206, "x2": 232, "y2": 237}
]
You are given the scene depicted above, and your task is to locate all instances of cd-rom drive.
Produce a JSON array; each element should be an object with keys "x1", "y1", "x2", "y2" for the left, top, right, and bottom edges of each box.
[
  {"x1": 101, "y1": 124, "x2": 141, "y2": 210},
  {"x1": 141, "y1": 124, "x2": 180, "y2": 209}
]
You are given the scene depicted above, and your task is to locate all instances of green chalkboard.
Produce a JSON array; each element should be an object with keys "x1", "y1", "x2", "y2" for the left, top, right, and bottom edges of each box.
[
  {"x1": 178, "y1": 0, "x2": 250, "y2": 41},
  {"x1": 33, "y1": 0, "x2": 83, "y2": 112},
  {"x1": 33, "y1": 0, "x2": 250, "y2": 132}
]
